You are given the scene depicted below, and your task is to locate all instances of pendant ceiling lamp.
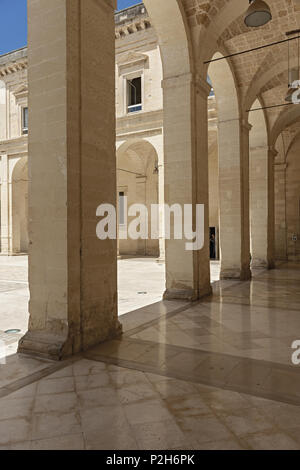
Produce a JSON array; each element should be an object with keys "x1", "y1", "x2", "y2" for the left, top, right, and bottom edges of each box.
[
  {"x1": 244, "y1": 0, "x2": 272, "y2": 28},
  {"x1": 285, "y1": 70, "x2": 299, "y2": 102},
  {"x1": 285, "y1": 35, "x2": 300, "y2": 103}
]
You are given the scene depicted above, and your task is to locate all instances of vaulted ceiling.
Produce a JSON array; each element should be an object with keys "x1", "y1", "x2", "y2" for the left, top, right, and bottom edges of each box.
[{"x1": 182, "y1": 0, "x2": 300, "y2": 152}]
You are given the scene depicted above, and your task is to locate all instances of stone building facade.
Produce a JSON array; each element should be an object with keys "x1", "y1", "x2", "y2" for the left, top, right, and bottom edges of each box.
[
  {"x1": 0, "y1": 48, "x2": 28, "y2": 255},
  {"x1": 0, "y1": 3, "x2": 219, "y2": 260}
]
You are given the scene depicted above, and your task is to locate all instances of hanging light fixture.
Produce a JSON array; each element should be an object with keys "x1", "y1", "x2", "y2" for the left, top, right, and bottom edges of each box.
[
  {"x1": 244, "y1": 0, "x2": 272, "y2": 28},
  {"x1": 285, "y1": 70, "x2": 299, "y2": 102},
  {"x1": 285, "y1": 34, "x2": 300, "y2": 103}
]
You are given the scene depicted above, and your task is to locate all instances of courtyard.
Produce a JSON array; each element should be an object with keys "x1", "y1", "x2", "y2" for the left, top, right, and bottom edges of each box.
[
  {"x1": 0, "y1": 256, "x2": 221, "y2": 352},
  {"x1": 0, "y1": 261, "x2": 300, "y2": 449}
]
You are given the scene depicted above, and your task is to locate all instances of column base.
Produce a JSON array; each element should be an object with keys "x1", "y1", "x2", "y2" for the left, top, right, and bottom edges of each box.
[
  {"x1": 163, "y1": 284, "x2": 212, "y2": 301},
  {"x1": 18, "y1": 322, "x2": 122, "y2": 361},
  {"x1": 275, "y1": 256, "x2": 288, "y2": 262},
  {"x1": 220, "y1": 266, "x2": 252, "y2": 281},
  {"x1": 267, "y1": 260, "x2": 275, "y2": 270},
  {"x1": 18, "y1": 331, "x2": 72, "y2": 360},
  {"x1": 251, "y1": 259, "x2": 275, "y2": 270}
]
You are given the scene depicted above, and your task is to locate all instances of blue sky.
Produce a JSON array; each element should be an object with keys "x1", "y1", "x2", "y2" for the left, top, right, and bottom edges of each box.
[
  {"x1": 0, "y1": 0, "x2": 27, "y2": 55},
  {"x1": 0, "y1": 0, "x2": 140, "y2": 56},
  {"x1": 118, "y1": 0, "x2": 140, "y2": 11}
]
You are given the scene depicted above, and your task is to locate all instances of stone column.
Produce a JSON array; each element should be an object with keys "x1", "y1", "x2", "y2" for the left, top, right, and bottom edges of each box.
[
  {"x1": 158, "y1": 162, "x2": 166, "y2": 262},
  {"x1": 157, "y1": 140, "x2": 165, "y2": 263},
  {"x1": 218, "y1": 119, "x2": 251, "y2": 280},
  {"x1": 0, "y1": 154, "x2": 10, "y2": 254},
  {"x1": 249, "y1": 145, "x2": 276, "y2": 269},
  {"x1": 267, "y1": 148, "x2": 276, "y2": 268},
  {"x1": 274, "y1": 161, "x2": 288, "y2": 260},
  {"x1": 19, "y1": 0, "x2": 120, "y2": 360},
  {"x1": 162, "y1": 73, "x2": 211, "y2": 300}
]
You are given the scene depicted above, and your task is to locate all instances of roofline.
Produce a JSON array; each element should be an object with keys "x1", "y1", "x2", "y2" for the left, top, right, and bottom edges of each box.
[
  {"x1": 0, "y1": 3, "x2": 145, "y2": 58},
  {"x1": 116, "y1": 2, "x2": 144, "y2": 15},
  {"x1": 0, "y1": 46, "x2": 27, "y2": 60}
]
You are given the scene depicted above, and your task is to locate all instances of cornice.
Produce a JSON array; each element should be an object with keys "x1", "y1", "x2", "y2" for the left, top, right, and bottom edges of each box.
[
  {"x1": 117, "y1": 51, "x2": 149, "y2": 73},
  {"x1": 13, "y1": 84, "x2": 28, "y2": 100},
  {"x1": 117, "y1": 110, "x2": 163, "y2": 139},
  {"x1": 116, "y1": 127, "x2": 162, "y2": 141},
  {"x1": 0, "y1": 136, "x2": 28, "y2": 154},
  {"x1": 115, "y1": 17, "x2": 152, "y2": 40},
  {"x1": 0, "y1": 59, "x2": 27, "y2": 78}
]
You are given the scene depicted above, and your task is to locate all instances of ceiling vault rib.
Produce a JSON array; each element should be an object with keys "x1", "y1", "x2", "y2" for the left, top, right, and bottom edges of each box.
[
  {"x1": 247, "y1": 102, "x2": 294, "y2": 113},
  {"x1": 204, "y1": 35, "x2": 300, "y2": 65}
]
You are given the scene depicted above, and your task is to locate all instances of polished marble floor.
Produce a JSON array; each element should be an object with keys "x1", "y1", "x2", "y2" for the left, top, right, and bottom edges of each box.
[
  {"x1": 0, "y1": 256, "x2": 220, "y2": 351},
  {"x1": 0, "y1": 262, "x2": 299, "y2": 449}
]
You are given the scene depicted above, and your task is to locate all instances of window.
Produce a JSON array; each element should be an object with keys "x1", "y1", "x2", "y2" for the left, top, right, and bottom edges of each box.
[
  {"x1": 22, "y1": 107, "x2": 28, "y2": 135},
  {"x1": 127, "y1": 77, "x2": 142, "y2": 113},
  {"x1": 119, "y1": 192, "x2": 126, "y2": 225}
]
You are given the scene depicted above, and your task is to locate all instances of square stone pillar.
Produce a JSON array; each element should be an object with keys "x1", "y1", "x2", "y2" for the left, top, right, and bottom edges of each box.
[
  {"x1": 250, "y1": 146, "x2": 276, "y2": 269},
  {"x1": 218, "y1": 119, "x2": 251, "y2": 280},
  {"x1": 156, "y1": 139, "x2": 166, "y2": 263},
  {"x1": 267, "y1": 147, "x2": 276, "y2": 268},
  {"x1": 0, "y1": 154, "x2": 10, "y2": 254},
  {"x1": 162, "y1": 73, "x2": 211, "y2": 300},
  {"x1": 18, "y1": 0, "x2": 121, "y2": 360}
]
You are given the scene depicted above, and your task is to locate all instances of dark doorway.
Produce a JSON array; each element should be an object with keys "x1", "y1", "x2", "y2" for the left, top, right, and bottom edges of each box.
[{"x1": 210, "y1": 227, "x2": 216, "y2": 260}]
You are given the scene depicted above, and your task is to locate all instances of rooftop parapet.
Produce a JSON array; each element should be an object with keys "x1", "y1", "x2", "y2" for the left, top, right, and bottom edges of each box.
[{"x1": 115, "y1": 3, "x2": 147, "y2": 26}]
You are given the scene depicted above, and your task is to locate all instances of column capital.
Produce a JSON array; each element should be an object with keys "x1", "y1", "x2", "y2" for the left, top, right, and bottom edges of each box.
[
  {"x1": 218, "y1": 117, "x2": 252, "y2": 131},
  {"x1": 162, "y1": 72, "x2": 211, "y2": 98},
  {"x1": 274, "y1": 162, "x2": 287, "y2": 171},
  {"x1": 162, "y1": 72, "x2": 193, "y2": 90},
  {"x1": 241, "y1": 119, "x2": 252, "y2": 131},
  {"x1": 268, "y1": 146, "x2": 278, "y2": 158},
  {"x1": 249, "y1": 144, "x2": 269, "y2": 151},
  {"x1": 194, "y1": 75, "x2": 212, "y2": 98}
]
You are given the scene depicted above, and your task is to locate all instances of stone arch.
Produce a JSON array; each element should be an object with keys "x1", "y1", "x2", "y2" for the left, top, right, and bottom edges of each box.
[
  {"x1": 208, "y1": 51, "x2": 240, "y2": 120},
  {"x1": 208, "y1": 134, "x2": 220, "y2": 260},
  {"x1": 270, "y1": 106, "x2": 300, "y2": 148},
  {"x1": 275, "y1": 132, "x2": 286, "y2": 160},
  {"x1": 284, "y1": 132, "x2": 300, "y2": 261},
  {"x1": 194, "y1": 2, "x2": 298, "y2": 113},
  {"x1": 21, "y1": 0, "x2": 213, "y2": 357},
  {"x1": 285, "y1": 130, "x2": 300, "y2": 158},
  {"x1": 140, "y1": 1, "x2": 210, "y2": 299},
  {"x1": 117, "y1": 139, "x2": 159, "y2": 257},
  {"x1": 196, "y1": 1, "x2": 252, "y2": 68},
  {"x1": 12, "y1": 157, "x2": 29, "y2": 254},
  {"x1": 208, "y1": 51, "x2": 251, "y2": 279},
  {"x1": 144, "y1": 0, "x2": 193, "y2": 78},
  {"x1": 249, "y1": 99, "x2": 274, "y2": 268},
  {"x1": 249, "y1": 99, "x2": 269, "y2": 148},
  {"x1": 245, "y1": 57, "x2": 300, "y2": 111}
]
